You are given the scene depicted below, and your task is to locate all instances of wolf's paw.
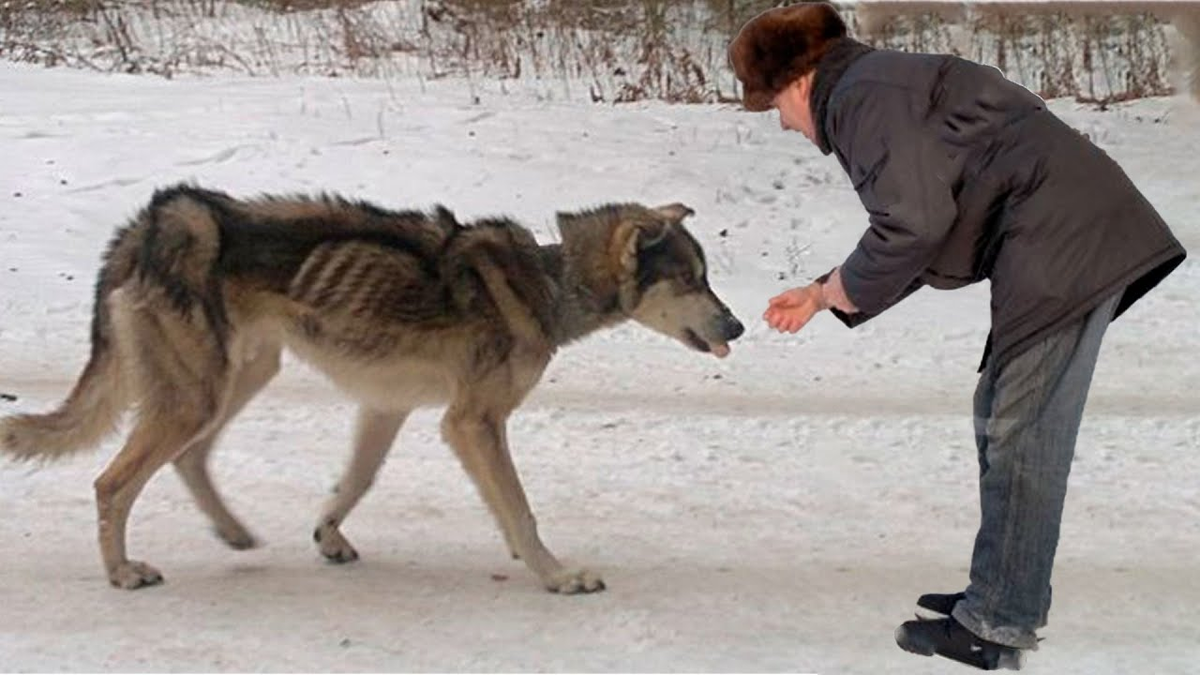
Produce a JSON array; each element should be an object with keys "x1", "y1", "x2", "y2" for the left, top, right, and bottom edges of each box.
[
  {"x1": 314, "y1": 526, "x2": 359, "y2": 564},
  {"x1": 544, "y1": 568, "x2": 605, "y2": 594},
  {"x1": 215, "y1": 525, "x2": 259, "y2": 551},
  {"x1": 108, "y1": 561, "x2": 164, "y2": 589}
]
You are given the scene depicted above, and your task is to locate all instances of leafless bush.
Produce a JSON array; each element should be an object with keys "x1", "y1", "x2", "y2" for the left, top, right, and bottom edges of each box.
[
  {"x1": 1170, "y1": 8, "x2": 1200, "y2": 100},
  {"x1": 0, "y1": 0, "x2": 1190, "y2": 104},
  {"x1": 867, "y1": 3, "x2": 1178, "y2": 104}
]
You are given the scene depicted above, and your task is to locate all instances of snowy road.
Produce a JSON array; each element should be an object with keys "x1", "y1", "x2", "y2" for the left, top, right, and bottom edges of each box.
[{"x1": 1, "y1": 63, "x2": 1197, "y2": 673}]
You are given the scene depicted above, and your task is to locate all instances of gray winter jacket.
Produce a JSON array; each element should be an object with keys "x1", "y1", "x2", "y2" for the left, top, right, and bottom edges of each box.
[{"x1": 811, "y1": 40, "x2": 1187, "y2": 370}]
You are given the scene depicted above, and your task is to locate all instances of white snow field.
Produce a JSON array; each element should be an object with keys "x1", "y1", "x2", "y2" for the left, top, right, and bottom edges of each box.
[{"x1": 0, "y1": 62, "x2": 1197, "y2": 673}]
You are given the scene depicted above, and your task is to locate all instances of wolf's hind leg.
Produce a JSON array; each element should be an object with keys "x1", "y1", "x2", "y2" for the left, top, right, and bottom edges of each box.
[
  {"x1": 94, "y1": 286, "x2": 232, "y2": 589},
  {"x1": 96, "y1": 405, "x2": 221, "y2": 589},
  {"x1": 174, "y1": 347, "x2": 281, "y2": 550}
]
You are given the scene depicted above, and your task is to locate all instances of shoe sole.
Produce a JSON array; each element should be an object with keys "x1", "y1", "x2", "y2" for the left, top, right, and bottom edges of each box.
[
  {"x1": 894, "y1": 625, "x2": 936, "y2": 656},
  {"x1": 895, "y1": 625, "x2": 1026, "y2": 671}
]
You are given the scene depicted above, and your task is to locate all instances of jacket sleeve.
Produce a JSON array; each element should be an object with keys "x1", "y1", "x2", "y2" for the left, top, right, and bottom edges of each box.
[
  {"x1": 831, "y1": 279, "x2": 923, "y2": 328},
  {"x1": 832, "y1": 84, "x2": 959, "y2": 319},
  {"x1": 816, "y1": 267, "x2": 922, "y2": 328}
]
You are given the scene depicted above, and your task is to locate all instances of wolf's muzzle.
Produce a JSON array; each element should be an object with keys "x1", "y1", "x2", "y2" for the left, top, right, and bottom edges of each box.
[{"x1": 720, "y1": 312, "x2": 745, "y2": 342}]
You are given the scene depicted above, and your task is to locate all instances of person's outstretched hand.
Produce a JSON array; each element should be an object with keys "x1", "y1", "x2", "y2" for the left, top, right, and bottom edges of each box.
[{"x1": 764, "y1": 282, "x2": 828, "y2": 334}]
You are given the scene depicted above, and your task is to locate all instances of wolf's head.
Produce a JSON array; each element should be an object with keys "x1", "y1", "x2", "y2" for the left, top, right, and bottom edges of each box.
[{"x1": 557, "y1": 203, "x2": 744, "y2": 358}]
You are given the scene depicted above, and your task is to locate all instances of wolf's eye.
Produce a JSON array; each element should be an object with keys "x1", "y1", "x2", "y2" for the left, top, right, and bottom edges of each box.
[
  {"x1": 687, "y1": 265, "x2": 709, "y2": 288},
  {"x1": 678, "y1": 272, "x2": 706, "y2": 293}
]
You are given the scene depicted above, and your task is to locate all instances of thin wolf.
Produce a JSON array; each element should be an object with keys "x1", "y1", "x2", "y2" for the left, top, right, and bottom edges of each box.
[{"x1": 0, "y1": 183, "x2": 745, "y2": 593}]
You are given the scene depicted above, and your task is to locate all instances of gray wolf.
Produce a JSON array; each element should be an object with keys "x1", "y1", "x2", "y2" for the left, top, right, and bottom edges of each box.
[{"x1": 0, "y1": 184, "x2": 744, "y2": 592}]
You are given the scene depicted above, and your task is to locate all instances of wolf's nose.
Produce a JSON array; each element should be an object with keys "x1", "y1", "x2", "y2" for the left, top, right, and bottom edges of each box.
[{"x1": 723, "y1": 314, "x2": 745, "y2": 341}]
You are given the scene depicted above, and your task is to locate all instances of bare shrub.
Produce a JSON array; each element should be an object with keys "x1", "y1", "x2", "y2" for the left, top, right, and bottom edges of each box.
[{"x1": 0, "y1": 0, "x2": 1189, "y2": 104}]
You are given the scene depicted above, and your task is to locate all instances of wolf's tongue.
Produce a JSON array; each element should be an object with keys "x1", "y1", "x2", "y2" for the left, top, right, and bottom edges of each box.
[{"x1": 712, "y1": 343, "x2": 731, "y2": 359}]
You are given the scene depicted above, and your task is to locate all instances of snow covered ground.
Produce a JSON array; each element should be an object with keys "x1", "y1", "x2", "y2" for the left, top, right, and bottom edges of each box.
[{"x1": 0, "y1": 62, "x2": 1197, "y2": 673}]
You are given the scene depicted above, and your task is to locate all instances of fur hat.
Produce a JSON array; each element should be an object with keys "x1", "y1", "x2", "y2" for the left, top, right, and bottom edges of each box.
[{"x1": 728, "y1": 3, "x2": 849, "y2": 112}]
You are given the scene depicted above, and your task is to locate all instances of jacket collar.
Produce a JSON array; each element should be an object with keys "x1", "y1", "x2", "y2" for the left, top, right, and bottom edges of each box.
[{"x1": 810, "y1": 38, "x2": 875, "y2": 155}]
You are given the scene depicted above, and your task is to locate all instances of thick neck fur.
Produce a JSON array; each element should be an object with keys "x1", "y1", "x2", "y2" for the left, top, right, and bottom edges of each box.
[{"x1": 537, "y1": 223, "x2": 628, "y2": 347}]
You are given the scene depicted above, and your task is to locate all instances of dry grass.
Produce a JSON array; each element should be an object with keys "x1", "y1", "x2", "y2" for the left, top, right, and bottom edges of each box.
[{"x1": 0, "y1": 0, "x2": 1189, "y2": 103}]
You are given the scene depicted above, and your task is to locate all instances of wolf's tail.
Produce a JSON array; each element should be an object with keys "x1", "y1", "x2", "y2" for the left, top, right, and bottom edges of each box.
[
  {"x1": 0, "y1": 339, "x2": 129, "y2": 463},
  {"x1": 0, "y1": 184, "x2": 228, "y2": 462}
]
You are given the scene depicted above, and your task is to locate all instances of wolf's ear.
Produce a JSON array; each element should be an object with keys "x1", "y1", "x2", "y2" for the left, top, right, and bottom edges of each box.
[
  {"x1": 616, "y1": 218, "x2": 669, "y2": 276},
  {"x1": 654, "y1": 202, "x2": 695, "y2": 224},
  {"x1": 636, "y1": 220, "x2": 670, "y2": 251},
  {"x1": 434, "y1": 205, "x2": 462, "y2": 230}
]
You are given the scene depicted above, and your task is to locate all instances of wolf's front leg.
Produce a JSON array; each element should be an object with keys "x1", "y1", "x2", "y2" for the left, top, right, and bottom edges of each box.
[
  {"x1": 314, "y1": 407, "x2": 408, "y2": 563},
  {"x1": 440, "y1": 406, "x2": 604, "y2": 594}
]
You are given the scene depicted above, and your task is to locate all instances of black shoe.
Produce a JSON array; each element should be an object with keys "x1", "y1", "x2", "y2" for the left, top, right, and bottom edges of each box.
[
  {"x1": 917, "y1": 591, "x2": 966, "y2": 615},
  {"x1": 895, "y1": 616, "x2": 1025, "y2": 671}
]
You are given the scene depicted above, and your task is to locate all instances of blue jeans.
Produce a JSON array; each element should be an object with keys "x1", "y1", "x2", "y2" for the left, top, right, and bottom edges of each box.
[{"x1": 952, "y1": 293, "x2": 1121, "y2": 650}]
